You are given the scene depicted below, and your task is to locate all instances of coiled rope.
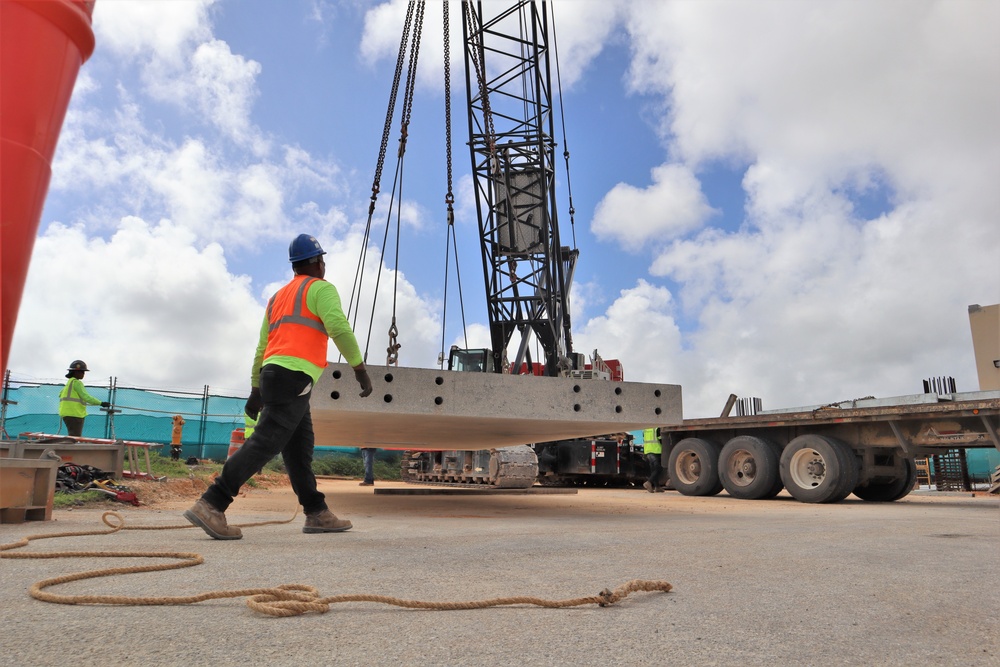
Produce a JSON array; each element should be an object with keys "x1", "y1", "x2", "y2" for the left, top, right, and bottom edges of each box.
[{"x1": 0, "y1": 512, "x2": 672, "y2": 616}]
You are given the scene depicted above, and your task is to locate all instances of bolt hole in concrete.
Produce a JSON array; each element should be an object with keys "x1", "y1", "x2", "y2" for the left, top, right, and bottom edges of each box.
[
  {"x1": 655, "y1": 407, "x2": 662, "y2": 415},
  {"x1": 434, "y1": 397, "x2": 443, "y2": 405},
  {"x1": 330, "y1": 391, "x2": 340, "y2": 400},
  {"x1": 573, "y1": 404, "x2": 581, "y2": 412},
  {"x1": 332, "y1": 370, "x2": 342, "y2": 379},
  {"x1": 615, "y1": 406, "x2": 622, "y2": 413},
  {"x1": 615, "y1": 387, "x2": 623, "y2": 395},
  {"x1": 384, "y1": 373, "x2": 394, "y2": 382},
  {"x1": 435, "y1": 376, "x2": 444, "y2": 385},
  {"x1": 654, "y1": 389, "x2": 661, "y2": 397},
  {"x1": 573, "y1": 385, "x2": 581, "y2": 393},
  {"x1": 383, "y1": 394, "x2": 393, "y2": 403}
]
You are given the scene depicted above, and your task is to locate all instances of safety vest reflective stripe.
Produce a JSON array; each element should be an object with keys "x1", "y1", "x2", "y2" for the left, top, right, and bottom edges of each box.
[
  {"x1": 643, "y1": 427, "x2": 662, "y2": 454},
  {"x1": 60, "y1": 381, "x2": 86, "y2": 405},
  {"x1": 264, "y1": 276, "x2": 330, "y2": 367},
  {"x1": 267, "y1": 277, "x2": 326, "y2": 335}
]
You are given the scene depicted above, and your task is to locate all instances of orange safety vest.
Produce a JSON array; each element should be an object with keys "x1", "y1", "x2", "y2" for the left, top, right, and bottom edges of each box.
[{"x1": 264, "y1": 275, "x2": 329, "y2": 367}]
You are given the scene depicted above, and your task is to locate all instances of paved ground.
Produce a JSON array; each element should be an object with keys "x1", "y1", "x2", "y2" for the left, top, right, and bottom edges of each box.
[{"x1": 1, "y1": 482, "x2": 997, "y2": 667}]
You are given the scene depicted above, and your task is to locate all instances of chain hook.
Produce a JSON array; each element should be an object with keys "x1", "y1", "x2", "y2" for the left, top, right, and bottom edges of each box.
[{"x1": 386, "y1": 317, "x2": 401, "y2": 366}]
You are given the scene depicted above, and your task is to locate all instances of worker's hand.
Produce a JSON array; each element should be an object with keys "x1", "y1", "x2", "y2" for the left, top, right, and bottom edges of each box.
[
  {"x1": 100, "y1": 401, "x2": 111, "y2": 408},
  {"x1": 245, "y1": 387, "x2": 263, "y2": 420},
  {"x1": 353, "y1": 363, "x2": 373, "y2": 398}
]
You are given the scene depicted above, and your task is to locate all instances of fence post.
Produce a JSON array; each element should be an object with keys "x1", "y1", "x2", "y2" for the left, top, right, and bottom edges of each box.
[
  {"x1": 199, "y1": 384, "x2": 209, "y2": 458},
  {"x1": 1, "y1": 370, "x2": 14, "y2": 438},
  {"x1": 102, "y1": 376, "x2": 113, "y2": 439}
]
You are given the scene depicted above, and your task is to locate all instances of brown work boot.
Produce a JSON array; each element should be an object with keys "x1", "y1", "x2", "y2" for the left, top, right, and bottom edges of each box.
[
  {"x1": 303, "y1": 509, "x2": 352, "y2": 534},
  {"x1": 183, "y1": 499, "x2": 242, "y2": 540}
]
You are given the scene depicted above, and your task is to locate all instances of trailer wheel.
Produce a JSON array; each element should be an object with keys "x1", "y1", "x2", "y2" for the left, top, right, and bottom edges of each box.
[
  {"x1": 668, "y1": 438, "x2": 724, "y2": 496},
  {"x1": 719, "y1": 436, "x2": 783, "y2": 500},
  {"x1": 853, "y1": 459, "x2": 917, "y2": 502},
  {"x1": 779, "y1": 435, "x2": 859, "y2": 503}
]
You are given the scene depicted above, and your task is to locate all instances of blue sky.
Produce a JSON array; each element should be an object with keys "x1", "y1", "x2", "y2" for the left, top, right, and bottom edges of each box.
[{"x1": 9, "y1": 0, "x2": 999, "y2": 418}]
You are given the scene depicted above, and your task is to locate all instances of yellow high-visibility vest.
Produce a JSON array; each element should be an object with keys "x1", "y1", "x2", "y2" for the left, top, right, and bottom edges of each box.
[{"x1": 642, "y1": 427, "x2": 661, "y2": 455}]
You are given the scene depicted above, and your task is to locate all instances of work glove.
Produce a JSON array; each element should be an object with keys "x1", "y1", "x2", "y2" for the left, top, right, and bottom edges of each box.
[
  {"x1": 100, "y1": 402, "x2": 111, "y2": 408},
  {"x1": 245, "y1": 387, "x2": 263, "y2": 420},
  {"x1": 353, "y1": 363, "x2": 373, "y2": 398}
]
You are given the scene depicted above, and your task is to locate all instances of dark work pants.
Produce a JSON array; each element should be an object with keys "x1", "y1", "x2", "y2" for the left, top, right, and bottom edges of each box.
[
  {"x1": 203, "y1": 365, "x2": 327, "y2": 515},
  {"x1": 63, "y1": 416, "x2": 85, "y2": 437},
  {"x1": 361, "y1": 448, "x2": 375, "y2": 484},
  {"x1": 646, "y1": 452, "x2": 663, "y2": 488}
]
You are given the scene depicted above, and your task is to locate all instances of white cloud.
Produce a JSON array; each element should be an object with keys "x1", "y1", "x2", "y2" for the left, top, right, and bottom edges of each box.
[
  {"x1": 188, "y1": 40, "x2": 265, "y2": 151},
  {"x1": 360, "y1": 0, "x2": 624, "y2": 94},
  {"x1": 52, "y1": 102, "x2": 348, "y2": 248},
  {"x1": 93, "y1": 0, "x2": 214, "y2": 62},
  {"x1": 577, "y1": 0, "x2": 1000, "y2": 415},
  {"x1": 9, "y1": 218, "x2": 261, "y2": 393},
  {"x1": 573, "y1": 279, "x2": 684, "y2": 385},
  {"x1": 94, "y1": 0, "x2": 265, "y2": 150},
  {"x1": 592, "y1": 163, "x2": 717, "y2": 250}
]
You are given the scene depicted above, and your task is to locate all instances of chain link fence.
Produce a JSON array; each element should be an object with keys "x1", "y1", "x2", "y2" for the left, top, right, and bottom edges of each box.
[{"x1": 1, "y1": 373, "x2": 248, "y2": 460}]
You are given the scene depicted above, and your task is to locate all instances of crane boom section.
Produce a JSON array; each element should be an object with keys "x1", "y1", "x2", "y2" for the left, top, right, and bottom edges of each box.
[{"x1": 462, "y1": 1, "x2": 573, "y2": 376}]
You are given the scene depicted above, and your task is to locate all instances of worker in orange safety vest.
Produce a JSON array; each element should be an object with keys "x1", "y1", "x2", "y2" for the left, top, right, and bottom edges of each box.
[{"x1": 185, "y1": 234, "x2": 373, "y2": 540}]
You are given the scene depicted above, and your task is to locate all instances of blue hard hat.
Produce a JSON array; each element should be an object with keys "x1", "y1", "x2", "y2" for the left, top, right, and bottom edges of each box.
[{"x1": 288, "y1": 234, "x2": 326, "y2": 263}]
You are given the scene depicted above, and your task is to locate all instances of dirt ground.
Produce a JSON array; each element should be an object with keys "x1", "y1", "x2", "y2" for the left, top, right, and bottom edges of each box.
[{"x1": 3, "y1": 479, "x2": 997, "y2": 667}]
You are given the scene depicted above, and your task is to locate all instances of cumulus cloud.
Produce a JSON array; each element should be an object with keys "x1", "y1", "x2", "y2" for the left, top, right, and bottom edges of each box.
[
  {"x1": 10, "y1": 219, "x2": 261, "y2": 392},
  {"x1": 592, "y1": 163, "x2": 717, "y2": 250},
  {"x1": 52, "y1": 101, "x2": 347, "y2": 248},
  {"x1": 94, "y1": 0, "x2": 266, "y2": 151},
  {"x1": 360, "y1": 0, "x2": 623, "y2": 93},
  {"x1": 593, "y1": 0, "x2": 1000, "y2": 415}
]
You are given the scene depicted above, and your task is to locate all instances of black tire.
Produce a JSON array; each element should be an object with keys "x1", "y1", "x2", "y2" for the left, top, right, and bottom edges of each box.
[
  {"x1": 667, "y1": 437, "x2": 724, "y2": 496},
  {"x1": 719, "y1": 435, "x2": 784, "y2": 500},
  {"x1": 853, "y1": 458, "x2": 917, "y2": 502},
  {"x1": 779, "y1": 435, "x2": 859, "y2": 503}
]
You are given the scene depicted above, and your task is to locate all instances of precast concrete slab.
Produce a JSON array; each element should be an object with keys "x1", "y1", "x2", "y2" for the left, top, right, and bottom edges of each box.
[{"x1": 311, "y1": 363, "x2": 682, "y2": 450}]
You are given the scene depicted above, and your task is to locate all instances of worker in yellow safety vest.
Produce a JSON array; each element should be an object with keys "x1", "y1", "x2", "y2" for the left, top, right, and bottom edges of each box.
[
  {"x1": 58, "y1": 360, "x2": 109, "y2": 436},
  {"x1": 642, "y1": 427, "x2": 665, "y2": 493},
  {"x1": 185, "y1": 234, "x2": 373, "y2": 540}
]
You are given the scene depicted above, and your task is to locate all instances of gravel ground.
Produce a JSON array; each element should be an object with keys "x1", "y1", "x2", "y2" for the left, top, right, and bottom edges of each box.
[{"x1": 1, "y1": 481, "x2": 997, "y2": 667}]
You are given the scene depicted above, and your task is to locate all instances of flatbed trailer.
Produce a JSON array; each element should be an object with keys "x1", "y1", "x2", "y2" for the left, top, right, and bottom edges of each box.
[{"x1": 657, "y1": 391, "x2": 1000, "y2": 503}]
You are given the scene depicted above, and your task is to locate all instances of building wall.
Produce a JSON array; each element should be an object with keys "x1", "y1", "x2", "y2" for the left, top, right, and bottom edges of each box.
[{"x1": 968, "y1": 303, "x2": 1000, "y2": 391}]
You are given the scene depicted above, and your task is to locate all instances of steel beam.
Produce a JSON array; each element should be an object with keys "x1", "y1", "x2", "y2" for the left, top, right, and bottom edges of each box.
[{"x1": 311, "y1": 363, "x2": 682, "y2": 450}]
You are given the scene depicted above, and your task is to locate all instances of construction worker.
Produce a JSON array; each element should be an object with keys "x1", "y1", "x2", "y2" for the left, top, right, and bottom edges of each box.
[
  {"x1": 58, "y1": 360, "x2": 109, "y2": 436},
  {"x1": 185, "y1": 234, "x2": 373, "y2": 540},
  {"x1": 359, "y1": 447, "x2": 375, "y2": 486},
  {"x1": 642, "y1": 427, "x2": 664, "y2": 493}
]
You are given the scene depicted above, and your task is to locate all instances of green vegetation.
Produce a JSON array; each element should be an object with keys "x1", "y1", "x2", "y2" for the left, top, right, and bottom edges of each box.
[
  {"x1": 265, "y1": 452, "x2": 402, "y2": 481},
  {"x1": 53, "y1": 490, "x2": 111, "y2": 508},
  {"x1": 52, "y1": 451, "x2": 400, "y2": 509},
  {"x1": 148, "y1": 451, "x2": 222, "y2": 480}
]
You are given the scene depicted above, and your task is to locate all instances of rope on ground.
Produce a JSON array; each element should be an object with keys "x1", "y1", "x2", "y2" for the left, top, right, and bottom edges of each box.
[{"x1": 1, "y1": 511, "x2": 672, "y2": 616}]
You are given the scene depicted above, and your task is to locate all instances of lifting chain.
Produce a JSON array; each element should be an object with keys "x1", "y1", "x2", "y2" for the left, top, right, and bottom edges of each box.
[
  {"x1": 397, "y1": 0, "x2": 425, "y2": 158},
  {"x1": 443, "y1": 0, "x2": 454, "y2": 214},
  {"x1": 368, "y1": 1, "x2": 416, "y2": 216},
  {"x1": 386, "y1": 317, "x2": 401, "y2": 367}
]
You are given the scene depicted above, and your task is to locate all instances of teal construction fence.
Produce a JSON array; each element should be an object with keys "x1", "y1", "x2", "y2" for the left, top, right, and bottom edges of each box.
[{"x1": 1, "y1": 375, "x2": 355, "y2": 461}]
